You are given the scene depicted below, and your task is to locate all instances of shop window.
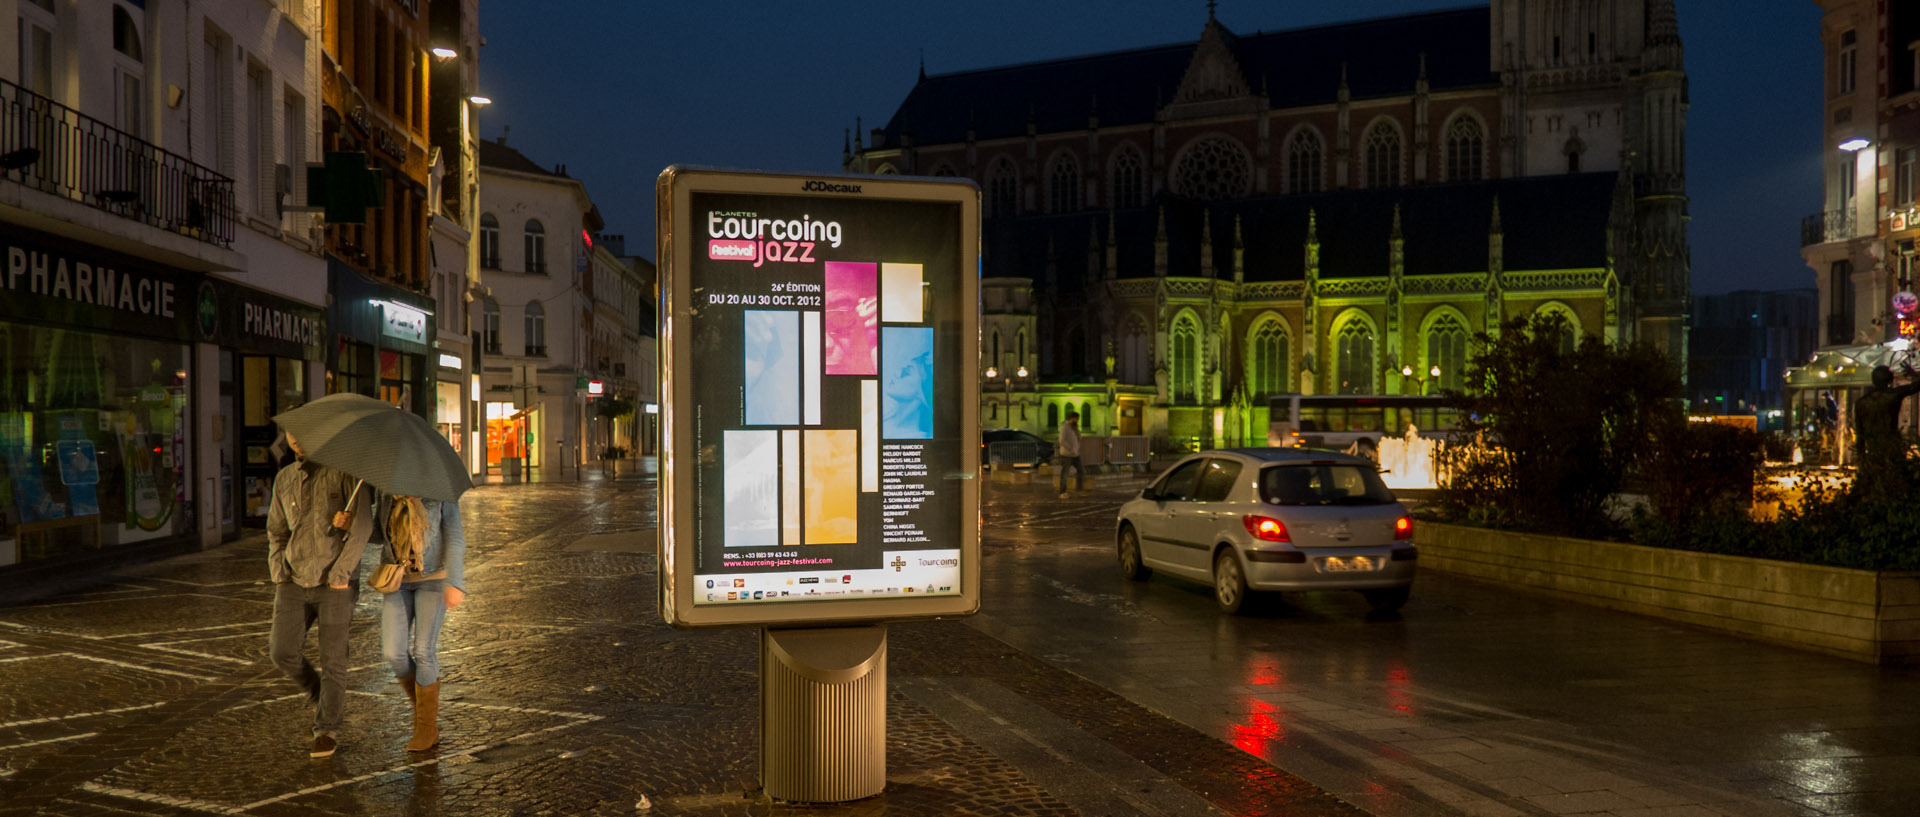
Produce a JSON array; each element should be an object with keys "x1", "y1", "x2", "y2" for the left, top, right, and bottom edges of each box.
[{"x1": 1, "y1": 323, "x2": 194, "y2": 566}]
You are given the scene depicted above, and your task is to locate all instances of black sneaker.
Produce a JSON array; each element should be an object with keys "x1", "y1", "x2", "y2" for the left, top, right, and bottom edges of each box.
[{"x1": 310, "y1": 734, "x2": 337, "y2": 758}]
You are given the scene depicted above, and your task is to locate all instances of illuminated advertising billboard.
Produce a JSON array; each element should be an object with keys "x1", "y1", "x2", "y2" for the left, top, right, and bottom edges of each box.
[{"x1": 657, "y1": 168, "x2": 980, "y2": 628}]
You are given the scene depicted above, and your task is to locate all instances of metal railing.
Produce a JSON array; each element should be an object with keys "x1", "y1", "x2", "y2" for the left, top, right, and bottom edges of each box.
[
  {"x1": 0, "y1": 77, "x2": 234, "y2": 248},
  {"x1": 1801, "y1": 209, "x2": 1856, "y2": 247}
]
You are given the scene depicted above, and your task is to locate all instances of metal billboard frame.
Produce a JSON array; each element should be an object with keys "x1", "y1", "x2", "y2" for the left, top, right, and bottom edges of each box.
[{"x1": 656, "y1": 166, "x2": 981, "y2": 629}]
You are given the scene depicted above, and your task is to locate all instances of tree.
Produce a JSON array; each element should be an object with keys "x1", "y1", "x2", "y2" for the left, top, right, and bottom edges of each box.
[{"x1": 1436, "y1": 314, "x2": 1680, "y2": 538}]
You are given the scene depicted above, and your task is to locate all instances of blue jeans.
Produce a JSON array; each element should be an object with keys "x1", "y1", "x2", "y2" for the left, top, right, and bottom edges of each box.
[
  {"x1": 270, "y1": 582, "x2": 355, "y2": 736},
  {"x1": 382, "y1": 581, "x2": 450, "y2": 685}
]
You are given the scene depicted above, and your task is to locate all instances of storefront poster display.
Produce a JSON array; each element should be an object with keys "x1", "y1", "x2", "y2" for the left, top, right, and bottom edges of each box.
[{"x1": 658, "y1": 168, "x2": 979, "y2": 628}]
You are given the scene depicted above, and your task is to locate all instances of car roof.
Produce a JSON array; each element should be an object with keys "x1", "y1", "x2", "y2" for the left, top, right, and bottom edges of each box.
[{"x1": 1199, "y1": 447, "x2": 1376, "y2": 466}]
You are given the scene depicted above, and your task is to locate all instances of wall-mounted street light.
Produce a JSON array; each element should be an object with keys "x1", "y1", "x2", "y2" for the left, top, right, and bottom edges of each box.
[
  {"x1": 1839, "y1": 138, "x2": 1871, "y2": 152},
  {"x1": 468, "y1": 95, "x2": 492, "y2": 106},
  {"x1": 431, "y1": 46, "x2": 459, "y2": 59}
]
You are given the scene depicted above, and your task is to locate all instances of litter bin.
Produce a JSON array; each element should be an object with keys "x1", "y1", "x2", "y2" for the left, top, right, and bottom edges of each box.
[{"x1": 501, "y1": 457, "x2": 523, "y2": 482}]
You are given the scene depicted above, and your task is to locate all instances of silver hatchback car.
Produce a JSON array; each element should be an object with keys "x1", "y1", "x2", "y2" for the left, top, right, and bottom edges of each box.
[{"x1": 1115, "y1": 448, "x2": 1416, "y2": 614}]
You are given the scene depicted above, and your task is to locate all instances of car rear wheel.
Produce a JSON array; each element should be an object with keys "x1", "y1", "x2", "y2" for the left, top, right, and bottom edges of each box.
[
  {"x1": 1214, "y1": 549, "x2": 1250, "y2": 614},
  {"x1": 1118, "y1": 525, "x2": 1149, "y2": 581},
  {"x1": 1362, "y1": 585, "x2": 1410, "y2": 612}
]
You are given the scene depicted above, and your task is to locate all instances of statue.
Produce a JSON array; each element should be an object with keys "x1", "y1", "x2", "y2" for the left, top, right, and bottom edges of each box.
[{"x1": 1852, "y1": 364, "x2": 1920, "y2": 490}]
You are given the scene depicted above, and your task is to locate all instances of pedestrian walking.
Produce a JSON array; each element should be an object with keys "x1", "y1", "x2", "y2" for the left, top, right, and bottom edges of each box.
[
  {"x1": 1057, "y1": 410, "x2": 1084, "y2": 498},
  {"x1": 378, "y1": 493, "x2": 467, "y2": 752},
  {"x1": 265, "y1": 430, "x2": 372, "y2": 759}
]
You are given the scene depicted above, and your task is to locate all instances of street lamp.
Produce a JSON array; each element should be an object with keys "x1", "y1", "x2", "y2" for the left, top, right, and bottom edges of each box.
[{"x1": 1399, "y1": 364, "x2": 1444, "y2": 395}]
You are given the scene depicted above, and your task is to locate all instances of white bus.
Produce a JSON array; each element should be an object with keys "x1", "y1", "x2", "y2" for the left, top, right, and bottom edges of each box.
[{"x1": 1266, "y1": 394, "x2": 1459, "y2": 459}]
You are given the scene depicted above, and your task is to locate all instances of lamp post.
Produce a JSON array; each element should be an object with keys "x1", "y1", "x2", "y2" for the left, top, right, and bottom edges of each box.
[{"x1": 1399, "y1": 364, "x2": 1443, "y2": 395}]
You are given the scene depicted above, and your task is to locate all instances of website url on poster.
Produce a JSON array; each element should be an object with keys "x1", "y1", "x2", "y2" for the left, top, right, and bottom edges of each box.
[{"x1": 723, "y1": 557, "x2": 835, "y2": 568}]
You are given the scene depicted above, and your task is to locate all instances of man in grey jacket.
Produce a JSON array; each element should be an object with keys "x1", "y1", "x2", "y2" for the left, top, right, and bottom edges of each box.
[{"x1": 266, "y1": 429, "x2": 372, "y2": 758}]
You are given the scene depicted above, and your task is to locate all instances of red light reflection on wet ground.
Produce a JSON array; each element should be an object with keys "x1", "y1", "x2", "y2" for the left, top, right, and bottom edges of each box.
[
  {"x1": 1231, "y1": 698, "x2": 1286, "y2": 756},
  {"x1": 1385, "y1": 661, "x2": 1416, "y2": 714}
]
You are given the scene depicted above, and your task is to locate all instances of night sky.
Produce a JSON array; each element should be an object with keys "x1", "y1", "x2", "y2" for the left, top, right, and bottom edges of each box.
[{"x1": 479, "y1": 1, "x2": 1823, "y2": 296}]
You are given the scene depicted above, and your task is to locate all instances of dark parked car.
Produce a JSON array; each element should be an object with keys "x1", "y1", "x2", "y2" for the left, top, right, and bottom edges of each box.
[{"x1": 982, "y1": 428, "x2": 1054, "y2": 471}]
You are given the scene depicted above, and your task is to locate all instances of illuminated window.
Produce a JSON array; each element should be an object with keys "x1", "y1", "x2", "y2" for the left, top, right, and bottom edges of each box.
[
  {"x1": 1364, "y1": 121, "x2": 1401, "y2": 188},
  {"x1": 1336, "y1": 319, "x2": 1375, "y2": 395},
  {"x1": 1110, "y1": 146, "x2": 1144, "y2": 208},
  {"x1": 1444, "y1": 115, "x2": 1484, "y2": 182},
  {"x1": 1287, "y1": 128, "x2": 1322, "y2": 194},
  {"x1": 1425, "y1": 315, "x2": 1467, "y2": 393},
  {"x1": 1249, "y1": 319, "x2": 1288, "y2": 396},
  {"x1": 1171, "y1": 315, "x2": 1198, "y2": 401}
]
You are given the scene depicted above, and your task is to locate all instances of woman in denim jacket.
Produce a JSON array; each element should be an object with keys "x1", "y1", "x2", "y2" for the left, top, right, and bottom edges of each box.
[{"x1": 379, "y1": 494, "x2": 466, "y2": 751}]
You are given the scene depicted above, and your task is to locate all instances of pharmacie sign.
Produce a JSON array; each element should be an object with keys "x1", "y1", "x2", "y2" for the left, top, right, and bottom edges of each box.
[{"x1": 0, "y1": 222, "x2": 324, "y2": 360}]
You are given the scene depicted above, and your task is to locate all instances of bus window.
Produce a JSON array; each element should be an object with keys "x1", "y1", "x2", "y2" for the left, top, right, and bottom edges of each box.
[{"x1": 1349, "y1": 408, "x2": 1382, "y2": 433}]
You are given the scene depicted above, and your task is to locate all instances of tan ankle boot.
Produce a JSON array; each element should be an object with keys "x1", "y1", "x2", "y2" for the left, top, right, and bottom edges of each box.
[
  {"x1": 406, "y1": 682, "x2": 440, "y2": 751},
  {"x1": 398, "y1": 676, "x2": 416, "y2": 704}
]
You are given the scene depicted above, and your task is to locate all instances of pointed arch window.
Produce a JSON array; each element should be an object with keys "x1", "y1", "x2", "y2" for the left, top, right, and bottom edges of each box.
[
  {"x1": 479, "y1": 213, "x2": 501, "y2": 269},
  {"x1": 1444, "y1": 116, "x2": 1484, "y2": 182},
  {"x1": 1364, "y1": 122, "x2": 1402, "y2": 188},
  {"x1": 1336, "y1": 319, "x2": 1375, "y2": 395},
  {"x1": 1171, "y1": 315, "x2": 1198, "y2": 402},
  {"x1": 1121, "y1": 321, "x2": 1149, "y2": 384},
  {"x1": 988, "y1": 158, "x2": 1018, "y2": 217},
  {"x1": 1287, "y1": 129, "x2": 1323, "y2": 194},
  {"x1": 1425, "y1": 315, "x2": 1468, "y2": 393},
  {"x1": 523, "y1": 219, "x2": 546, "y2": 274},
  {"x1": 1250, "y1": 319, "x2": 1289, "y2": 397},
  {"x1": 1110, "y1": 147, "x2": 1144, "y2": 208},
  {"x1": 1048, "y1": 155, "x2": 1080, "y2": 213}
]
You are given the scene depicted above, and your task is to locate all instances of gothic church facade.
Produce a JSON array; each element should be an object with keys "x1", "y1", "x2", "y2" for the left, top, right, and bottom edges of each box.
[{"x1": 849, "y1": 1, "x2": 1689, "y2": 448}]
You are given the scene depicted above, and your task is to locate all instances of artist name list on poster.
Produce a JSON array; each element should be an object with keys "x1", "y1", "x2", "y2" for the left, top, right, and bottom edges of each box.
[
  {"x1": 703, "y1": 279, "x2": 822, "y2": 309},
  {"x1": 881, "y1": 444, "x2": 932, "y2": 545}
]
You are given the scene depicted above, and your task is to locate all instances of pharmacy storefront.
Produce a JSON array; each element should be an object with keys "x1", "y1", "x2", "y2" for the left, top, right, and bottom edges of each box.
[{"x1": 0, "y1": 223, "x2": 322, "y2": 573}]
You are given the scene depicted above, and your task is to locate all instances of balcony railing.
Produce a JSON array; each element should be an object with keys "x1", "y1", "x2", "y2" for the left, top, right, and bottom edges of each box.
[
  {"x1": 1801, "y1": 209, "x2": 1857, "y2": 247},
  {"x1": 0, "y1": 77, "x2": 234, "y2": 248}
]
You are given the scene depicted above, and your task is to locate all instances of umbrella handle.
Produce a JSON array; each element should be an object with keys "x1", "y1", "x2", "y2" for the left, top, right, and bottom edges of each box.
[{"x1": 331, "y1": 480, "x2": 367, "y2": 541}]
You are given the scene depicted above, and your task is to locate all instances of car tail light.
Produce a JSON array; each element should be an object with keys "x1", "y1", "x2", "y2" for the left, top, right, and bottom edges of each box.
[
  {"x1": 1394, "y1": 515, "x2": 1414, "y2": 540},
  {"x1": 1243, "y1": 515, "x2": 1290, "y2": 542}
]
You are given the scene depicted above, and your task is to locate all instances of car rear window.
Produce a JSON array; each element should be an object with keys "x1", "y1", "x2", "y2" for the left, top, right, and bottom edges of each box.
[{"x1": 1259, "y1": 463, "x2": 1395, "y2": 505}]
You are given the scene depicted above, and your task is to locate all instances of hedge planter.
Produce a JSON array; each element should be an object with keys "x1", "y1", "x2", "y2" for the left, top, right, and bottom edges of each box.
[{"x1": 1419, "y1": 522, "x2": 1920, "y2": 664}]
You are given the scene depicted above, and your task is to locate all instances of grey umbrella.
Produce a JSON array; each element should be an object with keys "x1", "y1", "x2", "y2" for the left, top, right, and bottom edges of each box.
[{"x1": 272, "y1": 393, "x2": 473, "y2": 501}]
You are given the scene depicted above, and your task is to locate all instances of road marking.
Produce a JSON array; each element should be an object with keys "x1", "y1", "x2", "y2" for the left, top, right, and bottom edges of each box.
[
  {"x1": 0, "y1": 702, "x2": 166, "y2": 729},
  {"x1": 80, "y1": 782, "x2": 238, "y2": 815},
  {"x1": 0, "y1": 731, "x2": 98, "y2": 752}
]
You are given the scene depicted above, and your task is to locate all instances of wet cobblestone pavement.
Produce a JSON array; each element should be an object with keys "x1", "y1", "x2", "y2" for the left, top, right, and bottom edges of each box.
[{"x1": 0, "y1": 476, "x2": 1363, "y2": 817}]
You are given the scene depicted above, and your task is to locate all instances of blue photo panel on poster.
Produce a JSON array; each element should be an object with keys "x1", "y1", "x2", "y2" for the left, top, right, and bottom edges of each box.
[
  {"x1": 723, "y1": 430, "x2": 779, "y2": 547},
  {"x1": 882, "y1": 327, "x2": 933, "y2": 439},
  {"x1": 742, "y1": 310, "x2": 799, "y2": 425}
]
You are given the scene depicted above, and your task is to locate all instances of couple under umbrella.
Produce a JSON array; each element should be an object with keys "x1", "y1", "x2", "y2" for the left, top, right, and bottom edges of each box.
[{"x1": 265, "y1": 393, "x2": 472, "y2": 759}]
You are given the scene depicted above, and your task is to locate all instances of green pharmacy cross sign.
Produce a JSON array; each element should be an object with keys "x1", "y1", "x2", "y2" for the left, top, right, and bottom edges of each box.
[{"x1": 305, "y1": 151, "x2": 384, "y2": 224}]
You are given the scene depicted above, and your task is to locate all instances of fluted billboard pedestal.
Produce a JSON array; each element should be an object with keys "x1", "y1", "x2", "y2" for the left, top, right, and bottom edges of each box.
[{"x1": 760, "y1": 625, "x2": 887, "y2": 802}]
